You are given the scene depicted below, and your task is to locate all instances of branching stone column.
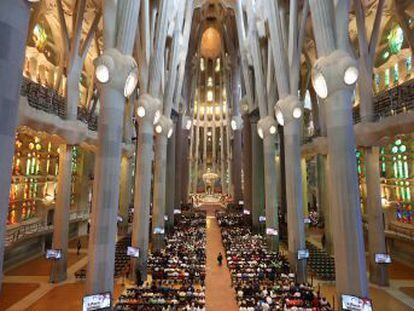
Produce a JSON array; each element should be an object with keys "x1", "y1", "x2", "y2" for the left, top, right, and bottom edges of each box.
[
  {"x1": 250, "y1": 112, "x2": 265, "y2": 233},
  {"x1": 132, "y1": 94, "x2": 162, "y2": 280},
  {"x1": 276, "y1": 96, "x2": 306, "y2": 283},
  {"x1": 87, "y1": 48, "x2": 139, "y2": 294},
  {"x1": 231, "y1": 115, "x2": 243, "y2": 204},
  {"x1": 365, "y1": 146, "x2": 389, "y2": 286},
  {"x1": 165, "y1": 117, "x2": 177, "y2": 232},
  {"x1": 0, "y1": 0, "x2": 30, "y2": 290},
  {"x1": 309, "y1": 3, "x2": 369, "y2": 293},
  {"x1": 119, "y1": 154, "x2": 133, "y2": 235},
  {"x1": 257, "y1": 116, "x2": 279, "y2": 251},
  {"x1": 50, "y1": 145, "x2": 72, "y2": 283},
  {"x1": 152, "y1": 116, "x2": 174, "y2": 251},
  {"x1": 242, "y1": 110, "x2": 253, "y2": 216}
]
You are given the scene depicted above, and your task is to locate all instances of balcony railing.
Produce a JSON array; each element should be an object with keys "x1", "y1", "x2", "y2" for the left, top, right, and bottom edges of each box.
[
  {"x1": 353, "y1": 78, "x2": 414, "y2": 124},
  {"x1": 20, "y1": 77, "x2": 98, "y2": 131},
  {"x1": 5, "y1": 209, "x2": 89, "y2": 248}
]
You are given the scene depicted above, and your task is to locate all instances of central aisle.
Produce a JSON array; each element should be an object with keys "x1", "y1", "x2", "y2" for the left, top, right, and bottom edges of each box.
[{"x1": 204, "y1": 205, "x2": 238, "y2": 311}]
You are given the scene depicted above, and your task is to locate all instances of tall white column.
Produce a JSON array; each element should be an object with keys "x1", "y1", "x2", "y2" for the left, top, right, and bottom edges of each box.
[
  {"x1": 87, "y1": 0, "x2": 139, "y2": 295},
  {"x1": 151, "y1": 116, "x2": 173, "y2": 251},
  {"x1": 165, "y1": 118, "x2": 177, "y2": 232},
  {"x1": 242, "y1": 112, "x2": 253, "y2": 215},
  {"x1": 250, "y1": 113, "x2": 265, "y2": 233},
  {"x1": 50, "y1": 145, "x2": 72, "y2": 283},
  {"x1": 310, "y1": 0, "x2": 368, "y2": 297},
  {"x1": 119, "y1": 154, "x2": 133, "y2": 235},
  {"x1": 131, "y1": 95, "x2": 161, "y2": 280},
  {"x1": 365, "y1": 147, "x2": 389, "y2": 286},
  {"x1": 0, "y1": 0, "x2": 30, "y2": 291}
]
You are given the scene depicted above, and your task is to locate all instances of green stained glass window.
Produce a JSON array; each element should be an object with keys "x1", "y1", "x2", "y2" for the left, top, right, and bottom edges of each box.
[
  {"x1": 395, "y1": 139, "x2": 402, "y2": 146},
  {"x1": 385, "y1": 69, "x2": 390, "y2": 87},
  {"x1": 393, "y1": 63, "x2": 399, "y2": 83},
  {"x1": 407, "y1": 56, "x2": 412, "y2": 73},
  {"x1": 388, "y1": 26, "x2": 404, "y2": 54},
  {"x1": 400, "y1": 145, "x2": 407, "y2": 152},
  {"x1": 392, "y1": 146, "x2": 399, "y2": 153}
]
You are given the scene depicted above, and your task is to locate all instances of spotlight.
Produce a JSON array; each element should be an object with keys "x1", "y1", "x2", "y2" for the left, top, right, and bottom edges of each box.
[
  {"x1": 269, "y1": 125, "x2": 277, "y2": 135},
  {"x1": 137, "y1": 106, "x2": 146, "y2": 118},
  {"x1": 153, "y1": 110, "x2": 161, "y2": 125},
  {"x1": 124, "y1": 71, "x2": 138, "y2": 97},
  {"x1": 344, "y1": 66, "x2": 359, "y2": 85},
  {"x1": 292, "y1": 107, "x2": 302, "y2": 119},
  {"x1": 313, "y1": 72, "x2": 328, "y2": 99},
  {"x1": 95, "y1": 64, "x2": 110, "y2": 83},
  {"x1": 185, "y1": 119, "x2": 192, "y2": 130},
  {"x1": 155, "y1": 125, "x2": 163, "y2": 134},
  {"x1": 168, "y1": 128, "x2": 174, "y2": 138},
  {"x1": 257, "y1": 127, "x2": 264, "y2": 139},
  {"x1": 275, "y1": 108, "x2": 284, "y2": 126},
  {"x1": 231, "y1": 119, "x2": 237, "y2": 130}
]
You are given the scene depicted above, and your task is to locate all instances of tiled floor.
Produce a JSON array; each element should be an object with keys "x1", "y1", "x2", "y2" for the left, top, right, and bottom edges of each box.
[
  {"x1": 5, "y1": 253, "x2": 86, "y2": 277},
  {"x1": 0, "y1": 283, "x2": 39, "y2": 310}
]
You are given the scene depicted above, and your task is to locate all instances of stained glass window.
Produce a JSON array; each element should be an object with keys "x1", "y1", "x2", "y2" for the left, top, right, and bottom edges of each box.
[
  {"x1": 384, "y1": 69, "x2": 390, "y2": 87},
  {"x1": 388, "y1": 26, "x2": 404, "y2": 54}
]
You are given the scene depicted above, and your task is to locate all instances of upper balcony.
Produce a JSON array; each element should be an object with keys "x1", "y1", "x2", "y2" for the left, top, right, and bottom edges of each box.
[{"x1": 20, "y1": 77, "x2": 98, "y2": 132}]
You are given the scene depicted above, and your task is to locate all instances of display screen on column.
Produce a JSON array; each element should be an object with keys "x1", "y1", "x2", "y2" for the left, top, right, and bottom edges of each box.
[
  {"x1": 45, "y1": 249, "x2": 62, "y2": 260},
  {"x1": 341, "y1": 294, "x2": 372, "y2": 311},
  {"x1": 82, "y1": 292, "x2": 111, "y2": 311},
  {"x1": 127, "y1": 246, "x2": 140, "y2": 258},
  {"x1": 243, "y1": 209, "x2": 251, "y2": 215},
  {"x1": 297, "y1": 249, "x2": 309, "y2": 260},
  {"x1": 154, "y1": 227, "x2": 165, "y2": 234},
  {"x1": 259, "y1": 216, "x2": 266, "y2": 223},
  {"x1": 375, "y1": 253, "x2": 391, "y2": 264},
  {"x1": 266, "y1": 228, "x2": 278, "y2": 236}
]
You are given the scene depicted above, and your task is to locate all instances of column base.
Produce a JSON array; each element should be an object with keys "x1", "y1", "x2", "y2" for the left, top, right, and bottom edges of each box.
[
  {"x1": 266, "y1": 235, "x2": 279, "y2": 252},
  {"x1": 152, "y1": 234, "x2": 166, "y2": 251},
  {"x1": 287, "y1": 250, "x2": 307, "y2": 284},
  {"x1": 50, "y1": 261, "x2": 68, "y2": 283}
]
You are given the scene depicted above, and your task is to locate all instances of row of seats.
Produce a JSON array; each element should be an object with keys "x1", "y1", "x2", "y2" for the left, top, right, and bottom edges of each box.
[{"x1": 306, "y1": 242, "x2": 335, "y2": 281}]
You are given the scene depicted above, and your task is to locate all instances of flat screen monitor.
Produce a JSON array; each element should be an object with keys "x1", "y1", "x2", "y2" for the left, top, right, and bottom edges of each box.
[
  {"x1": 82, "y1": 292, "x2": 111, "y2": 311},
  {"x1": 164, "y1": 215, "x2": 168, "y2": 221},
  {"x1": 303, "y1": 217, "x2": 311, "y2": 224},
  {"x1": 153, "y1": 227, "x2": 165, "y2": 234},
  {"x1": 46, "y1": 249, "x2": 62, "y2": 260},
  {"x1": 375, "y1": 253, "x2": 391, "y2": 264},
  {"x1": 117, "y1": 216, "x2": 123, "y2": 223},
  {"x1": 341, "y1": 294, "x2": 373, "y2": 311},
  {"x1": 127, "y1": 246, "x2": 139, "y2": 258},
  {"x1": 243, "y1": 209, "x2": 251, "y2": 215},
  {"x1": 174, "y1": 209, "x2": 182, "y2": 215},
  {"x1": 258, "y1": 216, "x2": 266, "y2": 223},
  {"x1": 266, "y1": 228, "x2": 278, "y2": 236},
  {"x1": 238, "y1": 200, "x2": 244, "y2": 205},
  {"x1": 297, "y1": 249, "x2": 309, "y2": 260}
]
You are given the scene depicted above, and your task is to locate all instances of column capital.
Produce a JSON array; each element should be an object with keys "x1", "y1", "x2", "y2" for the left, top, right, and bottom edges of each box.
[
  {"x1": 257, "y1": 116, "x2": 278, "y2": 139},
  {"x1": 94, "y1": 48, "x2": 138, "y2": 97},
  {"x1": 155, "y1": 115, "x2": 174, "y2": 139},
  {"x1": 275, "y1": 95, "x2": 303, "y2": 126},
  {"x1": 312, "y1": 50, "x2": 358, "y2": 99},
  {"x1": 136, "y1": 93, "x2": 162, "y2": 124}
]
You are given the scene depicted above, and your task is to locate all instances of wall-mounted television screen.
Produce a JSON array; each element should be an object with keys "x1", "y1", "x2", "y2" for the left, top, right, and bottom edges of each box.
[
  {"x1": 238, "y1": 200, "x2": 244, "y2": 205},
  {"x1": 127, "y1": 246, "x2": 139, "y2": 258},
  {"x1": 303, "y1": 217, "x2": 311, "y2": 224},
  {"x1": 46, "y1": 249, "x2": 62, "y2": 260},
  {"x1": 174, "y1": 209, "x2": 182, "y2": 214},
  {"x1": 341, "y1": 294, "x2": 372, "y2": 311},
  {"x1": 243, "y1": 209, "x2": 251, "y2": 215},
  {"x1": 153, "y1": 227, "x2": 165, "y2": 234},
  {"x1": 375, "y1": 253, "x2": 391, "y2": 264},
  {"x1": 266, "y1": 228, "x2": 278, "y2": 236},
  {"x1": 297, "y1": 249, "x2": 309, "y2": 260},
  {"x1": 82, "y1": 292, "x2": 111, "y2": 311},
  {"x1": 258, "y1": 216, "x2": 266, "y2": 223}
]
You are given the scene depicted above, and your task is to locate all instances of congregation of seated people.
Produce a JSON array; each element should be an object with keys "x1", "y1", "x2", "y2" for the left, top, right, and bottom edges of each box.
[
  {"x1": 115, "y1": 212, "x2": 206, "y2": 311},
  {"x1": 217, "y1": 212, "x2": 332, "y2": 311}
]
